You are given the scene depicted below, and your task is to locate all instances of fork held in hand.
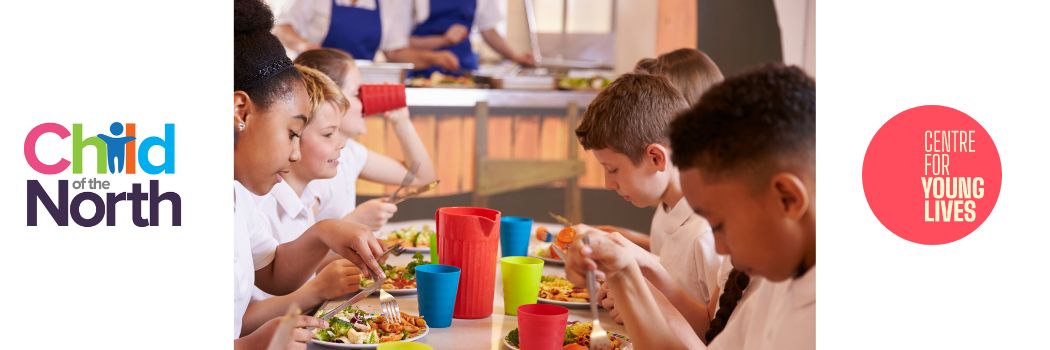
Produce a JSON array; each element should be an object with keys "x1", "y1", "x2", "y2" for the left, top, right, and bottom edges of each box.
[
  {"x1": 388, "y1": 162, "x2": 421, "y2": 202},
  {"x1": 379, "y1": 289, "x2": 402, "y2": 324},
  {"x1": 583, "y1": 236, "x2": 613, "y2": 350}
]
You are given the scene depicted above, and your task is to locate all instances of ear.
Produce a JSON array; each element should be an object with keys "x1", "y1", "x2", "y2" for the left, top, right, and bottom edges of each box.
[
  {"x1": 645, "y1": 143, "x2": 670, "y2": 171},
  {"x1": 770, "y1": 173, "x2": 809, "y2": 220},
  {"x1": 233, "y1": 91, "x2": 251, "y2": 127}
]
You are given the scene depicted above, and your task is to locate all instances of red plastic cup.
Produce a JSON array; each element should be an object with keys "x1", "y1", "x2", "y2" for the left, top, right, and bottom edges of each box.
[
  {"x1": 359, "y1": 83, "x2": 407, "y2": 115},
  {"x1": 517, "y1": 304, "x2": 569, "y2": 350},
  {"x1": 436, "y1": 207, "x2": 501, "y2": 319}
]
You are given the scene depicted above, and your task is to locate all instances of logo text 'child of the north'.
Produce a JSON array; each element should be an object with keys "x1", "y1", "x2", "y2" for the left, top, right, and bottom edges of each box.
[{"x1": 24, "y1": 122, "x2": 182, "y2": 227}]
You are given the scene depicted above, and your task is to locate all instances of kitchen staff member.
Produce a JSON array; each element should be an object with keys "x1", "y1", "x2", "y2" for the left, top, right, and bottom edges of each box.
[
  {"x1": 408, "y1": 0, "x2": 535, "y2": 76},
  {"x1": 273, "y1": 0, "x2": 458, "y2": 70}
]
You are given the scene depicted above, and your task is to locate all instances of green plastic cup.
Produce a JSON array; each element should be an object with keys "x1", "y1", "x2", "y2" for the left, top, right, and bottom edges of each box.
[
  {"x1": 500, "y1": 256, "x2": 544, "y2": 315},
  {"x1": 376, "y1": 341, "x2": 433, "y2": 350},
  {"x1": 429, "y1": 230, "x2": 438, "y2": 264}
]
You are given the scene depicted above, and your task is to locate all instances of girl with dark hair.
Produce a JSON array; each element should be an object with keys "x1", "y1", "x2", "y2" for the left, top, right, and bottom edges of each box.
[{"x1": 232, "y1": 1, "x2": 386, "y2": 349}]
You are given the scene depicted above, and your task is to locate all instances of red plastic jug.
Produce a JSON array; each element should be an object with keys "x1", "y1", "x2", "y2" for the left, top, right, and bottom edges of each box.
[{"x1": 436, "y1": 207, "x2": 501, "y2": 319}]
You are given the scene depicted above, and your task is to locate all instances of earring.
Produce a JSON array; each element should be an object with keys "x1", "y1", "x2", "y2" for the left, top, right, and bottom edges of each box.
[{"x1": 238, "y1": 123, "x2": 245, "y2": 131}]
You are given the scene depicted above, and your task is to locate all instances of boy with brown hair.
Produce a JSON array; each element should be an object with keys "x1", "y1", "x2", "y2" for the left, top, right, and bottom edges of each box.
[
  {"x1": 565, "y1": 64, "x2": 816, "y2": 349},
  {"x1": 573, "y1": 73, "x2": 724, "y2": 336}
]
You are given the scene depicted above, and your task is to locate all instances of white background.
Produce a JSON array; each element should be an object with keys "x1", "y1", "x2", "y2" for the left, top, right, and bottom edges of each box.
[
  {"x1": 820, "y1": 1, "x2": 1050, "y2": 348},
  {"x1": 1, "y1": 0, "x2": 1049, "y2": 349},
  {"x1": 0, "y1": 0, "x2": 230, "y2": 348}
]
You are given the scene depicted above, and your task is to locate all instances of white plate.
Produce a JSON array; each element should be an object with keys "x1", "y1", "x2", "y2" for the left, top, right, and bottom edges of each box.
[
  {"x1": 312, "y1": 325, "x2": 429, "y2": 349},
  {"x1": 537, "y1": 297, "x2": 589, "y2": 309},
  {"x1": 401, "y1": 246, "x2": 430, "y2": 253},
  {"x1": 533, "y1": 254, "x2": 564, "y2": 265},
  {"x1": 382, "y1": 288, "x2": 417, "y2": 295},
  {"x1": 502, "y1": 330, "x2": 632, "y2": 350}
]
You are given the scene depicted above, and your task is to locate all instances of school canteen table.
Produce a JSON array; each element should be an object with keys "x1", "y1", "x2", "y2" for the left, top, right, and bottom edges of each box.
[{"x1": 307, "y1": 219, "x2": 633, "y2": 350}]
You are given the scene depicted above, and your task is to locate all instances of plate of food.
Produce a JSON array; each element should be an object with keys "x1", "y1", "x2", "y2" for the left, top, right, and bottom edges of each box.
[
  {"x1": 537, "y1": 275, "x2": 589, "y2": 308},
  {"x1": 381, "y1": 225, "x2": 433, "y2": 253},
  {"x1": 312, "y1": 306, "x2": 428, "y2": 349},
  {"x1": 360, "y1": 252, "x2": 429, "y2": 295},
  {"x1": 407, "y1": 71, "x2": 481, "y2": 88},
  {"x1": 532, "y1": 243, "x2": 563, "y2": 265},
  {"x1": 556, "y1": 76, "x2": 612, "y2": 91},
  {"x1": 503, "y1": 321, "x2": 632, "y2": 350},
  {"x1": 531, "y1": 226, "x2": 576, "y2": 265}
]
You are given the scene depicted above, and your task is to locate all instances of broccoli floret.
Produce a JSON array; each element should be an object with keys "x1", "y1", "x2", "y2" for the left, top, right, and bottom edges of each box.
[
  {"x1": 404, "y1": 252, "x2": 430, "y2": 278},
  {"x1": 506, "y1": 328, "x2": 520, "y2": 347},
  {"x1": 329, "y1": 317, "x2": 353, "y2": 337},
  {"x1": 314, "y1": 329, "x2": 335, "y2": 342}
]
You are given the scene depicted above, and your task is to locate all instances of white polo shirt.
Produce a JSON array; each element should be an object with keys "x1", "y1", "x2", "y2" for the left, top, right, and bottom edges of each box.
[
  {"x1": 649, "y1": 197, "x2": 724, "y2": 305},
  {"x1": 709, "y1": 266, "x2": 816, "y2": 350},
  {"x1": 410, "y1": 0, "x2": 504, "y2": 31},
  {"x1": 308, "y1": 139, "x2": 370, "y2": 221},
  {"x1": 276, "y1": 0, "x2": 412, "y2": 57},
  {"x1": 234, "y1": 181, "x2": 279, "y2": 338},
  {"x1": 258, "y1": 181, "x2": 318, "y2": 244}
]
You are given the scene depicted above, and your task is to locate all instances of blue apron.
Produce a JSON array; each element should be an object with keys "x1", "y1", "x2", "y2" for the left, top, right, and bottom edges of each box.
[
  {"x1": 322, "y1": 0, "x2": 382, "y2": 60},
  {"x1": 410, "y1": 0, "x2": 477, "y2": 77}
]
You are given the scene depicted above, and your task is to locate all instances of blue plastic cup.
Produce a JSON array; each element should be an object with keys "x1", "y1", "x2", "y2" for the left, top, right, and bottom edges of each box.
[
  {"x1": 500, "y1": 216, "x2": 533, "y2": 257},
  {"x1": 414, "y1": 264, "x2": 461, "y2": 328}
]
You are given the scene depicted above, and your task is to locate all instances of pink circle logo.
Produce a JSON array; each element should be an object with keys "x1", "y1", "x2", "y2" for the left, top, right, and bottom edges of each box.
[{"x1": 862, "y1": 105, "x2": 1001, "y2": 245}]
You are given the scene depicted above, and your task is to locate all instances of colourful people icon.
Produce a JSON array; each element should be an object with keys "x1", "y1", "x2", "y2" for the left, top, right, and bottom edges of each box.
[{"x1": 97, "y1": 122, "x2": 136, "y2": 174}]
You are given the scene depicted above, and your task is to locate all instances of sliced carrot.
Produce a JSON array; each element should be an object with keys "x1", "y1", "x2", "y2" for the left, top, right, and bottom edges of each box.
[{"x1": 556, "y1": 227, "x2": 576, "y2": 244}]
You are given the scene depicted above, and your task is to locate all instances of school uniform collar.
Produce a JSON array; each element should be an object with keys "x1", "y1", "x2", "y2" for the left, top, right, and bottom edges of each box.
[
  {"x1": 789, "y1": 265, "x2": 816, "y2": 308},
  {"x1": 655, "y1": 197, "x2": 695, "y2": 236},
  {"x1": 271, "y1": 181, "x2": 311, "y2": 221}
]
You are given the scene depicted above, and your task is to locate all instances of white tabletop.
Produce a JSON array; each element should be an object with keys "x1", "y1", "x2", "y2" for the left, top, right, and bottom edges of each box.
[{"x1": 308, "y1": 220, "x2": 631, "y2": 350}]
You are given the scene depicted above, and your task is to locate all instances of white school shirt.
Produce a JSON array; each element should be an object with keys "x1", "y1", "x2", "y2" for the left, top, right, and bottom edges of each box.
[
  {"x1": 649, "y1": 197, "x2": 724, "y2": 305},
  {"x1": 308, "y1": 139, "x2": 370, "y2": 221},
  {"x1": 252, "y1": 181, "x2": 322, "y2": 300},
  {"x1": 410, "y1": 0, "x2": 503, "y2": 31},
  {"x1": 276, "y1": 0, "x2": 412, "y2": 57},
  {"x1": 233, "y1": 181, "x2": 280, "y2": 338},
  {"x1": 709, "y1": 266, "x2": 816, "y2": 350},
  {"x1": 258, "y1": 181, "x2": 319, "y2": 243}
]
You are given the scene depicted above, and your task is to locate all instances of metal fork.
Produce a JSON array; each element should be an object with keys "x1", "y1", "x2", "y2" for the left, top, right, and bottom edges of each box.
[
  {"x1": 583, "y1": 235, "x2": 612, "y2": 350},
  {"x1": 388, "y1": 162, "x2": 421, "y2": 202},
  {"x1": 378, "y1": 244, "x2": 406, "y2": 260},
  {"x1": 379, "y1": 289, "x2": 401, "y2": 324}
]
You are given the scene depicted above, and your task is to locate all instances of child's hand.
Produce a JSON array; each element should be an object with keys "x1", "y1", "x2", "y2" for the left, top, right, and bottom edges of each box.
[
  {"x1": 563, "y1": 227, "x2": 634, "y2": 287},
  {"x1": 318, "y1": 220, "x2": 387, "y2": 281},
  {"x1": 443, "y1": 24, "x2": 469, "y2": 45},
  {"x1": 347, "y1": 198, "x2": 397, "y2": 231},
  {"x1": 255, "y1": 315, "x2": 327, "y2": 350},
  {"x1": 596, "y1": 280, "x2": 624, "y2": 324},
  {"x1": 305, "y1": 259, "x2": 362, "y2": 301},
  {"x1": 384, "y1": 107, "x2": 411, "y2": 125}
]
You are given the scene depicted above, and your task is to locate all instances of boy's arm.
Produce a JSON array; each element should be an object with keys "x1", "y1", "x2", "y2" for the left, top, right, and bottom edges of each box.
[
  {"x1": 597, "y1": 225, "x2": 650, "y2": 251},
  {"x1": 358, "y1": 108, "x2": 436, "y2": 187},
  {"x1": 636, "y1": 253, "x2": 712, "y2": 337},
  {"x1": 607, "y1": 263, "x2": 702, "y2": 350}
]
